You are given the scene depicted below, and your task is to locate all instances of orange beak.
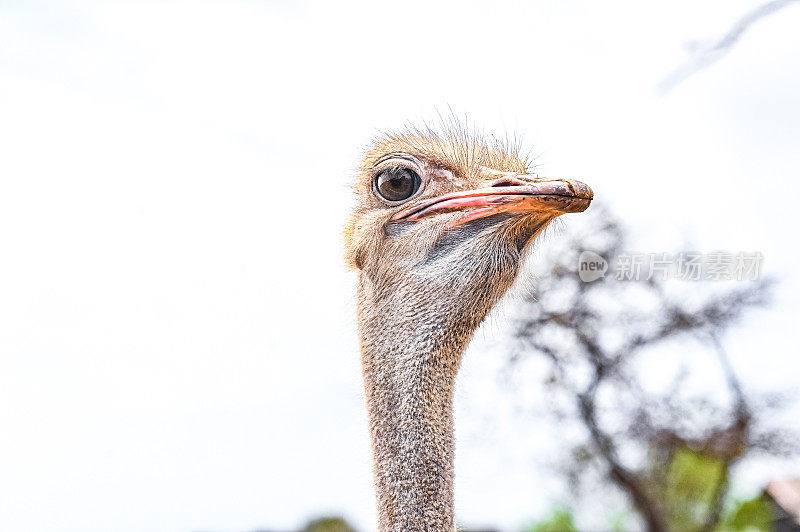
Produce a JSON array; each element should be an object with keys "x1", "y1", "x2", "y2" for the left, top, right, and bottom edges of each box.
[{"x1": 390, "y1": 177, "x2": 593, "y2": 227}]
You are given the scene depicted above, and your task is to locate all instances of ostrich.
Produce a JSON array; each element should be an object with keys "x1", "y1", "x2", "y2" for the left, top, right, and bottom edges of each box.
[{"x1": 343, "y1": 124, "x2": 593, "y2": 531}]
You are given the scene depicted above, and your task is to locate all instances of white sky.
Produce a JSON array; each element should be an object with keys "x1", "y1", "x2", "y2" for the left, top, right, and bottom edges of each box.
[{"x1": 0, "y1": 1, "x2": 798, "y2": 531}]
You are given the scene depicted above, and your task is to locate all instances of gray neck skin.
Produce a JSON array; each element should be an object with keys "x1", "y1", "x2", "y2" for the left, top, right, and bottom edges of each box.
[{"x1": 357, "y1": 271, "x2": 495, "y2": 531}]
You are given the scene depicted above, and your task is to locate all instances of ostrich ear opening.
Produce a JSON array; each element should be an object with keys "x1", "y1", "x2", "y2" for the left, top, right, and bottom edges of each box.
[
  {"x1": 343, "y1": 244, "x2": 363, "y2": 271},
  {"x1": 342, "y1": 214, "x2": 363, "y2": 270},
  {"x1": 351, "y1": 249, "x2": 363, "y2": 270}
]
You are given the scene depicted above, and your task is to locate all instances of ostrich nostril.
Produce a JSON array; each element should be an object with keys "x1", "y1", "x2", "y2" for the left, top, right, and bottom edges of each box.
[{"x1": 489, "y1": 176, "x2": 533, "y2": 187}]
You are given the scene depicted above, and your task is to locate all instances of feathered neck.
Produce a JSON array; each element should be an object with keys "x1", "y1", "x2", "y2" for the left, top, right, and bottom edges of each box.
[{"x1": 356, "y1": 270, "x2": 492, "y2": 530}]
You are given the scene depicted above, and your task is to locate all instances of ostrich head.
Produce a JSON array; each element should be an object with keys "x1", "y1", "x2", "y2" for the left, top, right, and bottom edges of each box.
[
  {"x1": 345, "y1": 127, "x2": 591, "y2": 337},
  {"x1": 344, "y1": 124, "x2": 592, "y2": 531}
]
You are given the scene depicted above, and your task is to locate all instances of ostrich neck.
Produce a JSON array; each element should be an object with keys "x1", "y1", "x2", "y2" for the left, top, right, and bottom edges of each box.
[{"x1": 357, "y1": 275, "x2": 485, "y2": 531}]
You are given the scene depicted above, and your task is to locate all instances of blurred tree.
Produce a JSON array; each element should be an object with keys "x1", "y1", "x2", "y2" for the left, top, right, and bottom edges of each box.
[
  {"x1": 525, "y1": 506, "x2": 579, "y2": 532},
  {"x1": 507, "y1": 206, "x2": 795, "y2": 532},
  {"x1": 299, "y1": 516, "x2": 356, "y2": 532}
]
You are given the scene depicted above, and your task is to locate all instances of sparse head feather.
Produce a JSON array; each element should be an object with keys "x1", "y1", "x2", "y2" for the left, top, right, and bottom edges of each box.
[{"x1": 363, "y1": 120, "x2": 531, "y2": 180}]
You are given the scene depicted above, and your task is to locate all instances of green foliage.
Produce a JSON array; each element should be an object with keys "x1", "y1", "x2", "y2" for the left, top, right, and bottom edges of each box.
[
  {"x1": 301, "y1": 516, "x2": 356, "y2": 532},
  {"x1": 667, "y1": 448, "x2": 724, "y2": 501},
  {"x1": 660, "y1": 447, "x2": 726, "y2": 530},
  {"x1": 607, "y1": 510, "x2": 631, "y2": 532},
  {"x1": 525, "y1": 449, "x2": 769, "y2": 532},
  {"x1": 524, "y1": 489, "x2": 773, "y2": 532},
  {"x1": 720, "y1": 494, "x2": 772, "y2": 532},
  {"x1": 525, "y1": 506, "x2": 578, "y2": 532}
]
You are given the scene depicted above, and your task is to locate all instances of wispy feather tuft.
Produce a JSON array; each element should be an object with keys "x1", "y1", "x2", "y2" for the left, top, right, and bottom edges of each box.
[{"x1": 364, "y1": 114, "x2": 532, "y2": 177}]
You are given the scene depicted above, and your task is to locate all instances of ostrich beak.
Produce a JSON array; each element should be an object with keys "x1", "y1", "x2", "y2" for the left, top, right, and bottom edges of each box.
[{"x1": 391, "y1": 177, "x2": 593, "y2": 226}]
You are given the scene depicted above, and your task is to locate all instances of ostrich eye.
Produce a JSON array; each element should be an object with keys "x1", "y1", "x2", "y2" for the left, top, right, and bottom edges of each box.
[{"x1": 375, "y1": 168, "x2": 421, "y2": 202}]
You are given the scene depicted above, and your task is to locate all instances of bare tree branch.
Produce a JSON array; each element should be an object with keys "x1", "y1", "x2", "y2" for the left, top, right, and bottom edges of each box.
[
  {"x1": 658, "y1": 0, "x2": 800, "y2": 93},
  {"x1": 577, "y1": 389, "x2": 668, "y2": 532},
  {"x1": 506, "y1": 205, "x2": 793, "y2": 531}
]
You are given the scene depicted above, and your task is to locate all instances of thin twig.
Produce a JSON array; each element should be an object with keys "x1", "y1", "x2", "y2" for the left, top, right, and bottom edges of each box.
[{"x1": 658, "y1": 0, "x2": 800, "y2": 93}]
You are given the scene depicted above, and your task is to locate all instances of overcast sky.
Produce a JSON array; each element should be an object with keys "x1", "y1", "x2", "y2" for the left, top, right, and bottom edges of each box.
[{"x1": 1, "y1": 1, "x2": 799, "y2": 531}]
